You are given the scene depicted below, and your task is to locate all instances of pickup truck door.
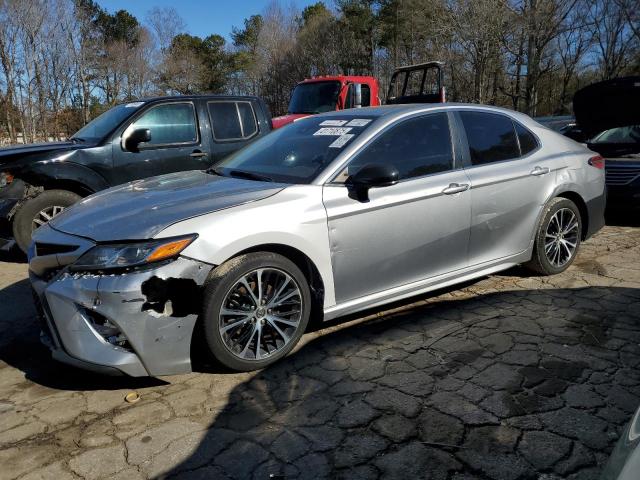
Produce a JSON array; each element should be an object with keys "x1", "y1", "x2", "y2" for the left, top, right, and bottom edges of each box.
[{"x1": 109, "y1": 100, "x2": 211, "y2": 185}]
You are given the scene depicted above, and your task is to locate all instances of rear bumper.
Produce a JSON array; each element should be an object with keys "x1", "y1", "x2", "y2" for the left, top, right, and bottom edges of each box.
[{"x1": 585, "y1": 189, "x2": 607, "y2": 239}]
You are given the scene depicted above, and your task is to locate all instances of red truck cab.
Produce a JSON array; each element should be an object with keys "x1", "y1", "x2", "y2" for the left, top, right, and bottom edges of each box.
[{"x1": 272, "y1": 75, "x2": 380, "y2": 129}]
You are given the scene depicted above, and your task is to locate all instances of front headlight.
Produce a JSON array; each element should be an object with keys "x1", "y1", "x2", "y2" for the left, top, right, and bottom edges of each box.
[
  {"x1": 71, "y1": 234, "x2": 197, "y2": 271},
  {"x1": 0, "y1": 172, "x2": 14, "y2": 188}
]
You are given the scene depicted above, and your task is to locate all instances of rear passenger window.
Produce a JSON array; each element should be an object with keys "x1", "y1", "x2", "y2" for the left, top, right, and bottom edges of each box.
[
  {"x1": 515, "y1": 122, "x2": 538, "y2": 155},
  {"x1": 345, "y1": 113, "x2": 453, "y2": 181},
  {"x1": 460, "y1": 111, "x2": 520, "y2": 165},
  {"x1": 209, "y1": 101, "x2": 258, "y2": 141}
]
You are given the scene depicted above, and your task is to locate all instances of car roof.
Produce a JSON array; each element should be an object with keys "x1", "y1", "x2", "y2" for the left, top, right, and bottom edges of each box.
[
  {"x1": 123, "y1": 94, "x2": 262, "y2": 104},
  {"x1": 313, "y1": 103, "x2": 532, "y2": 123}
]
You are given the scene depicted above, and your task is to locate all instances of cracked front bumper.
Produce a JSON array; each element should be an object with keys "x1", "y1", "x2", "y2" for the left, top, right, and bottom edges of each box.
[{"x1": 30, "y1": 254, "x2": 213, "y2": 377}]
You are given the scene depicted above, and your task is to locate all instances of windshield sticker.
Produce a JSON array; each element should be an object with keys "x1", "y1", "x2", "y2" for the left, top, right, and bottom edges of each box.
[
  {"x1": 320, "y1": 120, "x2": 348, "y2": 126},
  {"x1": 124, "y1": 102, "x2": 144, "y2": 108},
  {"x1": 329, "y1": 134, "x2": 354, "y2": 148},
  {"x1": 313, "y1": 127, "x2": 352, "y2": 136},
  {"x1": 346, "y1": 118, "x2": 372, "y2": 127}
]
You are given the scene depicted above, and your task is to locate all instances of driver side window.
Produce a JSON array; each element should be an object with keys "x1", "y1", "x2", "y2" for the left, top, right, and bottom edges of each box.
[
  {"x1": 125, "y1": 102, "x2": 198, "y2": 147},
  {"x1": 337, "y1": 113, "x2": 453, "y2": 182}
]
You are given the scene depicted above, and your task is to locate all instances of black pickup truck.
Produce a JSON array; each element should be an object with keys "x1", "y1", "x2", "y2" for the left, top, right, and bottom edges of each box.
[{"x1": 0, "y1": 95, "x2": 272, "y2": 252}]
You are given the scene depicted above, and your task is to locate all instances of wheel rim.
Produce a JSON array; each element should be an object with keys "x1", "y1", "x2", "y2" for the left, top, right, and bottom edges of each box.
[
  {"x1": 32, "y1": 205, "x2": 66, "y2": 231},
  {"x1": 544, "y1": 207, "x2": 579, "y2": 268},
  {"x1": 218, "y1": 267, "x2": 303, "y2": 361}
]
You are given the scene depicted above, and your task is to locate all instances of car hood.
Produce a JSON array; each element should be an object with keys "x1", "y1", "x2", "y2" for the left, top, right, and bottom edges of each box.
[
  {"x1": 573, "y1": 76, "x2": 640, "y2": 137},
  {"x1": 49, "y1": 170, "x2": 286, "y2": 242},
  {"x1": 0, "y1": 141, "x2": 83, "y2": 166}
]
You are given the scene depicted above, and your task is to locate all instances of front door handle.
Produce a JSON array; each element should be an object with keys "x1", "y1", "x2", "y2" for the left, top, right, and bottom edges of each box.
[
  {"x1": 530, "y1": 166, "x2": 550, "y2": 176},
  {"x1": 190, "y1": 150, "x2": 208, "y2": 158},
  {"x1": 442, "y1": 183, "x2": 470, "y2": 195}
]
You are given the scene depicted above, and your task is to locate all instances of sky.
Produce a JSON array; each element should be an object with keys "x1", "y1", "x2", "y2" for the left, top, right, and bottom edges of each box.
[{"x1": 98, "y1": 0, "x2": 321, "y2": 41}]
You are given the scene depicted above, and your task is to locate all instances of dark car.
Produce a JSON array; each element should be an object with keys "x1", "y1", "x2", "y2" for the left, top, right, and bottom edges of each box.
[
  {"x1": 0, "y1": 95, "x2": 272, "y2": 252},
  {"x1": 573, "y1": 77, "x2": 640, "y2": 212}
]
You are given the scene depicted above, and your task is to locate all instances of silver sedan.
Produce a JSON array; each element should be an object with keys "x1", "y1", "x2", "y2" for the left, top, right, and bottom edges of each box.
[{"x1": 29, "y1": 104, "x2": 606, "y2": 376}]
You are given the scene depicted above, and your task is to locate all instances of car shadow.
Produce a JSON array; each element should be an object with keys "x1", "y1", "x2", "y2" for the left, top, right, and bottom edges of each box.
[
  {"x1": 0, "y1": 247, "x2": 26, "y2": 264},
  {"x1": 0, "y1": 278, "x2": 166, "y2": 391},
  {"x1": 163, "y1": 285, "x2": 640, "y2": 479}
]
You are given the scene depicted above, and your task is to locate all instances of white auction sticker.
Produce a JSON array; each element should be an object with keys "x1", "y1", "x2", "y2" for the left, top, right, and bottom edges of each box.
[
  {"x1": 346, "y1": 118, "x2": 371, "y2": 127},
  {"x1": 319, "y1": 120, "x2": 348, "y2": 126},
  {"x1": 125, "y1": 102, "x2": 144, "y2": 108},
  {"x1": 329, "y1": 134, "x2": 355, "y2": 148},
  {"x1": 313, "y1": 127, "x2": 352, "y2": 136}
]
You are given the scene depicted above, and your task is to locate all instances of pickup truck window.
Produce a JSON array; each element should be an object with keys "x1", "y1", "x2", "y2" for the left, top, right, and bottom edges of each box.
[
  {"x1": 127, "y1": 102, "x2": 198, "y2": 146},
  {"x1": 209, "y1": 101, "x2": 258, "y2": 141}
]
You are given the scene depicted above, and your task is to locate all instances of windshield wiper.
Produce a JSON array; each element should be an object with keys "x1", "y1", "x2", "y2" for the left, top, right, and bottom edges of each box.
[
  {"x1": 227, "y1": 170, "x2": 274, "y2": 182},
  {"x1": 207, "y1": 167, "x2": 273, "y2": 182},
  {"x1": 70, "y1": 137, "x2": 85, "y2": 143}
]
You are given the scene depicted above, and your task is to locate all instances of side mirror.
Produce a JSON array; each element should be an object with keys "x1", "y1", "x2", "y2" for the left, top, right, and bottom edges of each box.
[
  {"x1": 124, "y1": 128, "x2": 151, "y2": 152},
  {"x1": 352, "y1": 83, "x2": 362, "y2": 108},
  {"x1": 347, "y1": 163, "x2": 399, "y2": 202}
]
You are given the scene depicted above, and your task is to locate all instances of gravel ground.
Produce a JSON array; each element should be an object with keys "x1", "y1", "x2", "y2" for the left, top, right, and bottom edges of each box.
[{"x1": 0, "y1": 223, "x2": 639, "y2": 480}]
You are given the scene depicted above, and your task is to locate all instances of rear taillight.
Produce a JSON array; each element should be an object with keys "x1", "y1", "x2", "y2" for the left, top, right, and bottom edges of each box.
[{"x1": 588, "y1": 155, "x2": 605, "y2": 169}]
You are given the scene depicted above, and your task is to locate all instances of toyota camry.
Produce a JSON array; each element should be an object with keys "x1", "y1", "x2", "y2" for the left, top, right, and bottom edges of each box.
[{"x1": 28, "y1": 104, "x2": 606, "y2": 376}]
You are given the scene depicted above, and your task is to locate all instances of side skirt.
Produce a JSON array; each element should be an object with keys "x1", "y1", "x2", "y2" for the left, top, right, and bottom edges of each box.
[{"x1": 322, "y1": 250, "x2": 531, "y2": 321}]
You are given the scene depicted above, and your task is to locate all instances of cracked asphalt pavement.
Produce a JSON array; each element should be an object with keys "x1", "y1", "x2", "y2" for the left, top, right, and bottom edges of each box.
[{"x1": 1, "y1": 223, "x2": 640, "y2": 480}]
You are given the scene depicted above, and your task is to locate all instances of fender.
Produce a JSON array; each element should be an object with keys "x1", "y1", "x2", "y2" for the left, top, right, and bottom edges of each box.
[
  {"x1": 18, "y1": 160, "x2": 110, "y2": 195},
  {"x1": 527, "y1": 182, "x2": 588, "y2": 253}
]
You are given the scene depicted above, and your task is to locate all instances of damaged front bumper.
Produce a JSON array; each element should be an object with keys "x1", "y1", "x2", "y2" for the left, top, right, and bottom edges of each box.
[
  {"x1": 0, "y1": 179, "x2": 26, "y2": 250},
  {"x1": 29, "y1": 225, "x2": 213, "y2": 377}
]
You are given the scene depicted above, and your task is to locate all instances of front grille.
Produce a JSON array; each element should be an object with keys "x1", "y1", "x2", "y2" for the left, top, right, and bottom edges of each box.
[
  {"x1": 606, "y1": 165, "x2": 640, "y2": 186},
  {"x1": 35, "y1": 242, "x2": 79, "y2": 257}
]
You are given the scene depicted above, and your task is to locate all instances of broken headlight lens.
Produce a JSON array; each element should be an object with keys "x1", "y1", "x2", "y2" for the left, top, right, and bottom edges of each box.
[
  {"x1": 0, "y1": 172, "x2": 14, "y2": 188},
  {"x1": 71, "y1": 234, "x2": 197, "y2": 271}
]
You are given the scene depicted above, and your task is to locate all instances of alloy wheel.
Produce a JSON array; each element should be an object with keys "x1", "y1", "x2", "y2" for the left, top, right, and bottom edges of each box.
[
  {"x1": 544, "y1": 207, "x2": 579, "y2": 268},
  {"x1": 218, "y1": 268, "x2": 303, "y2": 361},
  {"x1": 32, "y1": 205, "x2": 66, "y2": 231}
]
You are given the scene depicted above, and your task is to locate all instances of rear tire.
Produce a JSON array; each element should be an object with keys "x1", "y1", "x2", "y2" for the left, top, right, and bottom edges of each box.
[
  {"x1": 202, "y1": 252, "x2": 311, "y2": 371},
  {"x1": 525, "y1": 197, "x2": 582, "y2": 275},
  {"x1": 12, "y1": 190, "x2": 81, "y2": 253}
]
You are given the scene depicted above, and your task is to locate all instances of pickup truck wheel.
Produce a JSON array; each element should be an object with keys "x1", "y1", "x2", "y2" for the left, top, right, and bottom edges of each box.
[
  {"x1": 202, "y1": 252, "x2": 311, "y2": 371},
  {"x1": 12, "y1": 190, "x2": 81, "y2": 253},
  {"x1": 525, "y1": 197, "x2": 582, "y2": 276}
]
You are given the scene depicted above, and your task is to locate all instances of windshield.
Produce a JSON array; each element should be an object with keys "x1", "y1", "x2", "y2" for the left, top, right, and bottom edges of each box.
[
  {"x1": 72, "y1": 102, "x2": 144, "y2": 141},
  {"x1": 591, "y1": 125, "x2": 640, "y2": 144},
  {"x1": 288, "y1": 81, "x2": 341, "y2": 114},
  {"x1": 214, "y1": 115, "x2": 377, "y2": 184}
]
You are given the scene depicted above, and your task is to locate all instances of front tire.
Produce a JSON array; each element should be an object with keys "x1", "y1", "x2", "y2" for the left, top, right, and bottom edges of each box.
[
  {"x1": 12, "y1": 190, "x2": 82, "y2": 253},
  {"x1": 202, "y1": 252, "x2": 311, "y2": 371},
  {"x1": 526, "y1": 197, "x2": 582, "y2": 275}
]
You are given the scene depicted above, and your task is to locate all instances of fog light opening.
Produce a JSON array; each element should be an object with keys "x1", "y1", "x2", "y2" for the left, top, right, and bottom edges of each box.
[{"x1": 82, "y1": 307, "x2": 133, "y2": 351}]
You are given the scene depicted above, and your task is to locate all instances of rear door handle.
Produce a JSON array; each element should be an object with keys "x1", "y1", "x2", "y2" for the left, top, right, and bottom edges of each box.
[
  {"x1": 530, "y1": 166, "x2": 550, "y2": 176},
  {"x1": 442, "y1": 183, "x2": 470, "y2": 195},
  {"x1": 190, "y1": 151, "x2": 208, "y2": 158}
]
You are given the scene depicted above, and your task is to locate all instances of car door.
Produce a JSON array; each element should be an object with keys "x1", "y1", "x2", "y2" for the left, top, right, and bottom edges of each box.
[
  {"x1": 322, "y1": 112, "x2": 472, "y2": 304},
  {"x1": 207, "y1": 100, "x2": 260, "y2": 164},
  {"x1": 456, "y1": 110, "x2": 557, "y2": 266},
  {"x1": 110, "y1": 101, "x2": 209, "y2": 184}
]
